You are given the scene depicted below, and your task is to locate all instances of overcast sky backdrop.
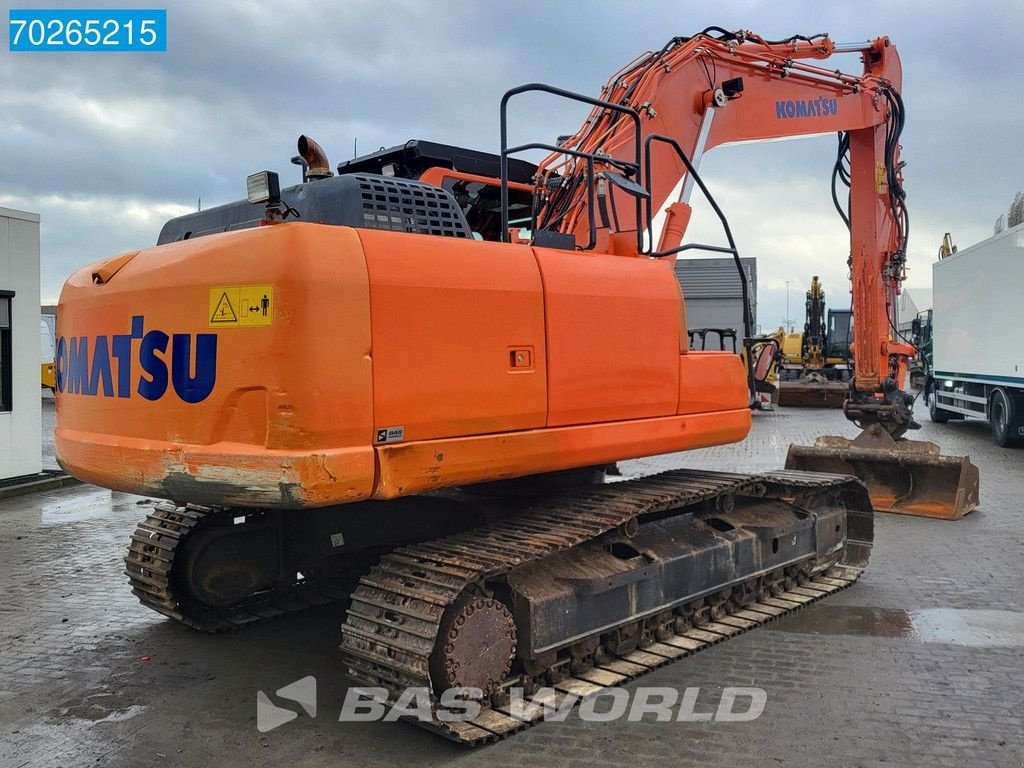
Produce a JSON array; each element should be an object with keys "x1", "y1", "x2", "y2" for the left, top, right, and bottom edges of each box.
[{"x1": 2, "y1": 0, "x2": 1022, "y2": 330}]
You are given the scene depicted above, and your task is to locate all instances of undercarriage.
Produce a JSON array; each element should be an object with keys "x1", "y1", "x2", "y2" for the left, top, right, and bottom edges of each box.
[{"x1": 126, "y1": 467, "x2": 872, "y2": 743}]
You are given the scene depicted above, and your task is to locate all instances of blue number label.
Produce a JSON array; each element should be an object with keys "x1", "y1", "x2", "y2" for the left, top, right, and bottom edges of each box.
[{"x1": 9, "y1": 9, "x2": 167, "y2": 52}]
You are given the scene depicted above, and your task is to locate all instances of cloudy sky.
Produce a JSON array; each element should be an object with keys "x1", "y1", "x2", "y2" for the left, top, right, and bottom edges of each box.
[{"x1": 2, "y1": 0, "x2": 1022, "y2": 330}]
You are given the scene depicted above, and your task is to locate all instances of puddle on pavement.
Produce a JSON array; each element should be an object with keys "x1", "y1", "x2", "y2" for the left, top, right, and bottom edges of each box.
[
  {"x1": 38, "y1": 498, "x2": 111, "y2": 526},
  {"x1": 769, "y1": 605, "x2": 1024, "y2": 647},
  {"x1": 28, "y1": 488, "x2": 147, "y2": 526},
  {"x1": 49, "y1": 692, "x2": 146, "y2": 725}
]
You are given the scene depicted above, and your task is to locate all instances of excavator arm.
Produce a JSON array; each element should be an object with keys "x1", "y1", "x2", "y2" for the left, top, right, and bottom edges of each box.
[
  {"x1": 528, "y1": 29, "x2": 916, "y2": 436},
  {"x1": 803, "y1": 276, "x2": 826, "y2": 368}
]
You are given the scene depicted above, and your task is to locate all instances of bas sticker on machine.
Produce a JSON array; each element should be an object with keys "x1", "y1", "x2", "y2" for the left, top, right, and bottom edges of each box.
[
  {"x1": 375, "y1": 426, "x2": 405, "y2": 444},
  {"x1": 209, "y1": 285, "x2": 274, "y2": 327}
]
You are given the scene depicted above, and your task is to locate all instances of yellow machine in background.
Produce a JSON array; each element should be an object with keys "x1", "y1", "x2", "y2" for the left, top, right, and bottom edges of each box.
[
  {"x1": 938, "y1": 232, "x2": 958, "y2": 259},
  {"x1": 780, "y1": 331, "x2": 803, "y2": 366},
  {"x1": 777, "y1": 276, "x2": 852, "y2": 408},
  {"x1": 40, "y1": 318, "x2": 55, "y2": 390}
]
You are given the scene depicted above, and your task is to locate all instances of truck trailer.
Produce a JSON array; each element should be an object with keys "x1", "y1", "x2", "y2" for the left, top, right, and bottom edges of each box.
[{"x1": 928, "y1": 224, "x2": 1024, "y2": 446}]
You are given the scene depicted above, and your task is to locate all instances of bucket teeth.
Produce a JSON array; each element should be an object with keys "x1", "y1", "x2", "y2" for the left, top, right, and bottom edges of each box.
[{"x1": 785, "y1": 426, "x2": 980, "y2": 520}]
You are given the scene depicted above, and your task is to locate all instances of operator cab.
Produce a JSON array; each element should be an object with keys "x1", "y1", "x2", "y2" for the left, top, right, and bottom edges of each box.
[{"x1": 826, "y1": 308, "x2": 853, "y2": 360}]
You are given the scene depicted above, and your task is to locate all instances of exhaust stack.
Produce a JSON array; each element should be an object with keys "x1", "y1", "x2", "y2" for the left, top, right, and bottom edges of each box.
[{"x1": 297, "y1": 135, "x2": 333, "y2": 180}]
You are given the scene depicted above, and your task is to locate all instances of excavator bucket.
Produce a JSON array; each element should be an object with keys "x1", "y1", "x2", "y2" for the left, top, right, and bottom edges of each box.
[
  {"x1": 777, "y1": 378, "x2": 848, "y2": 408},
  {"x1": 785, "y1": 424, "x2": 980, "y2": 519}
]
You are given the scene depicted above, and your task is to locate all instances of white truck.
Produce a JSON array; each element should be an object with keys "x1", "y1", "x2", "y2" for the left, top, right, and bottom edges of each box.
[{"x1": 928, "y1": 223, "x2": 1024, "y2": 446}]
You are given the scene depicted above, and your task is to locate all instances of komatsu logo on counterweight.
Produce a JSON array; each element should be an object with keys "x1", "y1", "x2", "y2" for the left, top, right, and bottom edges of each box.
[
  {"x1": 55, "y1": 316, "x2": 217, "y2": 403},
  {"x1": 775, "y1": 97, "x2": 838, "y2": 119}
]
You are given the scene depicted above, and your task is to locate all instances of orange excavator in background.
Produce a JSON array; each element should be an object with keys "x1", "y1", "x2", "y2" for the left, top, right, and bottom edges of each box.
[{"x1": 54, "y1": 29, "x2": 978, "y2": 742}]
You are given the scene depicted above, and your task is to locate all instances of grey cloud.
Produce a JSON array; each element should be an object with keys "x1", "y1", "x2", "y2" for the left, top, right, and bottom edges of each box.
[{"x1": 1, "y1": 0, "x2": 1021, "y2": 306}]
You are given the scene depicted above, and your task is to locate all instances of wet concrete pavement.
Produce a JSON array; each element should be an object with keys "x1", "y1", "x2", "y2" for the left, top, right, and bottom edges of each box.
[
  {"x1": 2, "y1": 402, "x2": 1023, "y2": 767},
  {"x1": 41, "y1": 396, "x2": 56, "y2": 471}
]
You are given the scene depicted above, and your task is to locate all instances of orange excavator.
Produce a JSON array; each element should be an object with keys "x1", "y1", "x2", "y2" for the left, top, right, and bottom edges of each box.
[{"x1": 55, "y1": 29, "x2": 977, "y2": 742}]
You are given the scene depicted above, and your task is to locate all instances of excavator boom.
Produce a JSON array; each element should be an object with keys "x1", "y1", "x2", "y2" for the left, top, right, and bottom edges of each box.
[
  {"x1": 530, "y1": 31, "x2": 912, "y2": 426},
  {"x1": 514, "y1": 30, "x2": 976, "y2": 517}
]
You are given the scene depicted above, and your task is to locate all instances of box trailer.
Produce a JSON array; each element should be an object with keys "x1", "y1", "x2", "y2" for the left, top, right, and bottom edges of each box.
[{"x1": 928, "y1": 223, "x2": 1024, "y2": 446}]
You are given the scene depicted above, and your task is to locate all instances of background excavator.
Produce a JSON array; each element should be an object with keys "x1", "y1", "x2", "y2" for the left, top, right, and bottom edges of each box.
[
  {"x1": 777, "y1": 276, "x2": 853, "y2": 408},
  {"x1": 54, "y1": 29, "x2": 978, "y2": 742}
]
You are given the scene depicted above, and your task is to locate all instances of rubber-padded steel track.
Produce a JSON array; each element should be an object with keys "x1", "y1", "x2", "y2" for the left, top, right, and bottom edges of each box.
[{"x1": 339, "y1": 468, "x2": 871, "y2": 744}]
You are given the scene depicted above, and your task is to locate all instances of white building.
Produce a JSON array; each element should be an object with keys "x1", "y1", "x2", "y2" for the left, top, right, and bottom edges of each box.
[{"x1": 0, "y1": 207, "x2": 42, "y2": 479}]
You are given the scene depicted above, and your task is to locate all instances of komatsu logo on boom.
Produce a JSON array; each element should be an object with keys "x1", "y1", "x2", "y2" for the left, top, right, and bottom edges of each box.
[
  {"x1": 775, "y1": 97, "x2": 838, "y2": 119},
  {"x1": 55, "y1": 316, "x2": 217, "y2": 403}
]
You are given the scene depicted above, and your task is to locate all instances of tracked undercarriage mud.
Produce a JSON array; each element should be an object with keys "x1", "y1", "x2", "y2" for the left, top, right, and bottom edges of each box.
[
  {"x1": 125, "y1": 496, "x2": 492, "y2": 631},
  {"x1": 126, "y1": 468, "x2": 871, "y2": 743},
  {"x1": 337, "y1": 468, "x2": 871, "y2": 743},
  {"x1": 126, "y1": 503, "x2": 361, "y2": 631}
]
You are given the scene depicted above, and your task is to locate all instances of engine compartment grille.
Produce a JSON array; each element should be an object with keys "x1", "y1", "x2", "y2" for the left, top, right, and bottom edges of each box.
[{"x1": 357, "y1": 175, "x2": 470, "y2": 238}]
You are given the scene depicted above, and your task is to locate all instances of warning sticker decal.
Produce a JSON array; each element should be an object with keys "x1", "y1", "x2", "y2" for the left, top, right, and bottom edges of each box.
[{"x1": 209, "y1": 286, "x2": 274, "y2": 327}]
